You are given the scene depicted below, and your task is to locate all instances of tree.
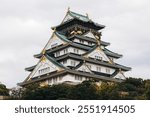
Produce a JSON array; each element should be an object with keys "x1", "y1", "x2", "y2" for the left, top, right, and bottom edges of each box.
[
  {"x1": 21, "y1": 83, "x2": 73, "y2": 100},
  {"x1": 0, "y1": 83, "x2": 9, "y2": 96},
  {"x1": 98, "y1": 82, "x2": 120, "y2": 100},
  {"x1": 21, "y1": 83, "x2": 40, "y2": 100},
  {"x1": 118, "y1": 77, "x2": 145, "y2": 99},
  {"x1": 69, "y1": 80, "x2": 99, "y2": 100},
  {"x1": 17, "y1": 77, "x2": 150, "y2": 100},
  {"x1": 144, "y1": 80, "x2": 150, "y2": 99}
]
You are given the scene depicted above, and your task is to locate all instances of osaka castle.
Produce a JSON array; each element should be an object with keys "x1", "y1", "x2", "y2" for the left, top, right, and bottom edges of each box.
[{"x1": 19, "y1": 9, "x2": 131, "y2": 87}]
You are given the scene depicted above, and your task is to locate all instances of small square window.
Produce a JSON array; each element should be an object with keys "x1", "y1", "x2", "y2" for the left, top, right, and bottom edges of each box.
[
  {"x1": 106, "y1": 68, "x2": 110, "y2": 74},
  {"x1": 80, "y1": 40, "x2": 84, "y2": 44},
  {"x1": 55, "y1": 51, "x2": 60, "y2": 57},
  {"x1": 96, "y1": 66, "x2": 101, "y2": 72},
  {"x1": 75, "y1": 75, "x2": 82, "y2": 81},
  {"x1": 88, "y1": 42, "x2": 92, "y2": 46},
  {"x1": 71, "y1": 60, "x2": 76, "y2": 66},
  {"x1": 95, "y1": 56, "x2": 102, "y2": 60},
  {"x1": 74, "y1": 48, "x2": 79, "y2": 54}
]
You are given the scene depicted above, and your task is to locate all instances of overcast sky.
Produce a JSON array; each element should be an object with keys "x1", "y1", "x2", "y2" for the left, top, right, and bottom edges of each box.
[{"x1": 0, "y1": 0, "x2": 150, "y2": 88}]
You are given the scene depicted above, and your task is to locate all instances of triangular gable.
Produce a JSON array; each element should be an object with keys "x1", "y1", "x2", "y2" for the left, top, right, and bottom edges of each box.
[
  {"x1": 114, "y1": 71, "x2": 126, "y2": 80},
  {"x1": 86, "y1": 46, "x2": 111, "y2": 62},
  {"x1": 44, "y1": 32, "x2": 66, "y2": 50},
  {"x1": 84, "y1": 31, "x2": 96, "y2": 39},
  {"x1": 62, "y1": 13, "x2": 74, "y2": 23},
  {"x1": 26, "y1": 56, "x2": 60, "y2": 81},
  {"x1": 77, "y1": 62, "x2": 92, "y2": 73}
]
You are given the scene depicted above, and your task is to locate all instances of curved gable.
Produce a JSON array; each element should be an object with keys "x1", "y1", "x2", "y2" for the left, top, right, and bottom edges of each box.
[
  {"x1": 85, "y1": 46, "x2": 111, "y2": 62},
  {"x1": 44, "y1": 32, "x2": 67, "y2": 50},
  {"x1": 114, "y1": 71, "x2": 126, "y2": 80},
  {"x1": 77, "y1": 62, "x2": 92, "y2": 73},
  {"x1": 26, "y1": 56, "x2": 61, "y2": 81},
  {"x1": 84, "y1": 31, "x2": 96, "y2": 39},
  {"x1": 62, "y1": 13, "x2": 73, "y2": 23}
]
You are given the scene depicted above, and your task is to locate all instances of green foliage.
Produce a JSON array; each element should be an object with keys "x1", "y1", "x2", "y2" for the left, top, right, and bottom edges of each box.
[
  {"x1": 21, "y1": 83, "x2": 40, "y2": 100},
  {"x1": 0, "y1": 84, "x2": 9, "y2": 96},
  {"x1": 21, "y1": 83, "x2": 72, "y2": 100},
  {"x1": 16, "y1": 78, "x2": 150, "y2": 100},
  {"x1": 144, "y1": 80, "x2": 150, "y2": 99},
  {"x1": 69, "y1": 80, "x2": 99, "y2": 100},
  {"x1": 98, "y1": 82, "x2": 120, "y2": 100}
]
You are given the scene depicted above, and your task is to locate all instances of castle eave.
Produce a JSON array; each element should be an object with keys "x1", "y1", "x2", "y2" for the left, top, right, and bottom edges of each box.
[
  {"x1": 25, "y1": 65, "x2": 36, "y2": 72},
  {"x1": 56, "y1": 53, "x2": 131, "y2": 71},
  {"x1": 19, "y1": 69, "x2": 123, "y2": 87},
  {"x1": 52, "y1": 18, "x2": 105, "y2": 31}
]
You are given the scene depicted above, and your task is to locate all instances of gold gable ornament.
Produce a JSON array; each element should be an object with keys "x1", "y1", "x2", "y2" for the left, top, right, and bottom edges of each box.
[
  {"x1": 41, "y1": 56, "x2": 46, "y2": 63},
  {"x1": 42, "y1": 49, "x2": 46, "y2": 55},
  {"x1": 77, "y1": 30, "x2": 82, "y2": 34},
  {"x1": 95, "y1": 35, "x2": 100, "y2": 40},
  {"x1": 108, "y1": 61, "x2": 113, "y2": 64}
]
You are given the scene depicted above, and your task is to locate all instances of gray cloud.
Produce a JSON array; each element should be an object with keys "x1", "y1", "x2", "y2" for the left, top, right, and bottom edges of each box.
[{"x1": 0, "y1": 0, "x2": 150, "y2": 87}]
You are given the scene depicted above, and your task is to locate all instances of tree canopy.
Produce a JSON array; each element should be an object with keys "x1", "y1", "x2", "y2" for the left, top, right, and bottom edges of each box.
[
  {"x1": 10, "y1": 77, "x2": 150, "y2": 100},
  {"x1": 0, "y1": 83, "x2": 9, "y2": 96}
]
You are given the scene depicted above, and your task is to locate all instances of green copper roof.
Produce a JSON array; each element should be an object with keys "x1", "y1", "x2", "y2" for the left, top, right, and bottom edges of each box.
[
  {"x1": 69, "y1": 35, "x2": 110, "y2": 46},
  {"x1": 56, "y1": 53, "x2": 131, "y2": 71},
  {"x1": 55, "y1": 31, "x2": 71, "y2": 43},
  {"x1": 18, "y1": 69, "x2": 123, "y2": 86},
  {"x1": 67, "y1": 70, "x2": 123, "y2": 83},
  {"x1": 69, "y1": 11, "x2": 90, "y2": 22},
  {"x1": 26, "y1": 54, "x2": 67, "y2": 72},
  {"x1": 18, "y1": 70, "x2": 67, "y2": 86},
  {"x1": 83, "y1": 45, "x2": 98, "y2": 56},
  {"x1": 25, "y1": 65, "x2": 36, "y2": 72},
  {"x1": 69, "y1": 35, "x2": 96, "y2": 43},
  {"x1": 34, "y1": 42, "x2": 91, "y2": 59},
  {"x1": 45, "y1": 54, "x2": 67, "y2": 69},
  {"x1": 52, "y1": 10, "x2": 105, "y2": 30},
  {"x1": 68, "y1": 11, "x2": 105, "y2": 28},
  {"x1": 101, "y1": 41, "x2": 110, "y2": 46},
  {"x1": 104, "y1": 48, "x2": 122, "y2": 58}
]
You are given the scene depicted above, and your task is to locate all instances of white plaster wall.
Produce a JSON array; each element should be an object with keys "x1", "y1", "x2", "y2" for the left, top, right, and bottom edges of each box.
[
  {"x1": 45, "y1": 34, "x2": 64, "y2": 50},
  {"x1": 68, "y1": 59, "x2": 80, "y2": 66},
  {"x1": 114, "y1": 72, "x2": 125, "y2": 79},
  {"x1": 47, "y1": 74, "x2": 90, "y2": 85},
  {"x1": 60, "y1": 59, "x2": 80, "y2": 67},
  {"x1": 101, "y1": 45, "x2": 105, "y2": 49},
  {"x1": 54, "y1": 47, "x2": 86, "y2": 57},
  {"x1": 28, "y1": 57, "x2": 60, "y2": 80},
  {"x1": 86, "y1": 63, "x2": 115, "y2": 74},
  {"x1": 84, "y1": 32, "x2": 95, "y2": 39},
  {"x1": 74, "y1": 38, "x2": 80, "y2": 43},
  {"x1": 69, "y1": 47, "x2": 86, "y2": 55},
  {"x1": 77, "y1": 64, "x2": 91, "y2": 73},
  {"x1": 88, "y1": 49, "x2": 110, "y2": 62},
  {"x1": 74, "y1": 38, "x2": 95, "y2": 46}
]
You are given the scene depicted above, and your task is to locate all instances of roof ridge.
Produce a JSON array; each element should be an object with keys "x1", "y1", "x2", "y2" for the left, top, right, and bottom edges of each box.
[
  {"x1": 69, "y1": 10, "x2": 88, "y2": 19},
  {"x1": 104, "y1": 48, "x2": 122, "y2": 56},
  {"x1": 55, "y1": 31, "x2": 71, "y2": 43},
  {"x1": 45, "y1": 54, "x2": 67, "y2": 69}
]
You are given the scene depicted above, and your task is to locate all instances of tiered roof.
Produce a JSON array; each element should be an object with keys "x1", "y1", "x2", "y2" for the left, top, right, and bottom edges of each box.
[
  {"x1": 52, "y1": 10, "x2": 105, "y2": 31},
  {"x1": 19, "y1": 9, "x2": 131, "y2": 86}
]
